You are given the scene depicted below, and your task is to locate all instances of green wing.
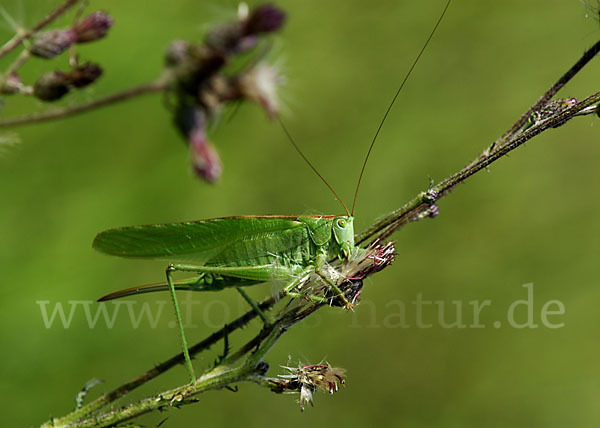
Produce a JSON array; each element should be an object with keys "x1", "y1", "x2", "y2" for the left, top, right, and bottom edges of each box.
[{"x1": 93, "y1": 216, "x2": 309, "y2": 266}]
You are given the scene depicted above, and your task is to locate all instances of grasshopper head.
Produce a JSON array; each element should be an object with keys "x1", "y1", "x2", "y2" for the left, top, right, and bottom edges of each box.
[{"x1": 332, "y1": 216, "x2": 355, "y2": 259}]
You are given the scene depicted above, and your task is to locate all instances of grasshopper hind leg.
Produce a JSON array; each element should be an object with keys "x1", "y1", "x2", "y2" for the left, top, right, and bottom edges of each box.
[{"x1": 165, "y1": 265, "x2": 196, "y2": 384}]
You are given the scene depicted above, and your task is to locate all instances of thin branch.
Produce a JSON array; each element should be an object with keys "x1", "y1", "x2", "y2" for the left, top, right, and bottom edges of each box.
[
  {"x1": 492, "y1": 40, "x2": 600, "y2": 149},
  {"x1": 0, "y1": 78, "x2": 169, "y2": 127},
  {"x1": 356, "y1": 88, "x2": 600, "y2": 246},
  {"x1": 0, "y1": 0, "x2": 81, "y2": 59},
  {"x1": 48, "y1": 295, "x2": 280, "y2": 427}
]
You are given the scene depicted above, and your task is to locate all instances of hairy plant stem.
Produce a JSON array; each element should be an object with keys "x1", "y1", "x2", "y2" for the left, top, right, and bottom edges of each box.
[
  {"x1": 0, "y1": 0, "x2": 81, "y2": 59},
  {"x1": 37, "y1": 36, "x2": 600, "y2": 428},
  {"x1": 0, "y1": 76, "x2": 170, "y2": 127}
]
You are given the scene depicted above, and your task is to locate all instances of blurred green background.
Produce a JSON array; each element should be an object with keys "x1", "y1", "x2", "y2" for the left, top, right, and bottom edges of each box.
[{"x1": 1, "y1": 0, "x2": 599, "y2": 426}]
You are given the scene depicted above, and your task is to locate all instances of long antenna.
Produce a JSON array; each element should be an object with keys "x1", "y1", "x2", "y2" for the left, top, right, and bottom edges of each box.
[
  {"x1": 278, "y1": 116, "x2": 351, "y2": 217},
  {"x1": 351, "y1": 0, "x2": 451, "y2": 215}
]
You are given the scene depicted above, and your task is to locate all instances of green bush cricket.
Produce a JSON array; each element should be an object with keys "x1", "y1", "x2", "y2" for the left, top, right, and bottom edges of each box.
[{"x1": 93, "y1": 1, "x2": 451, "y2": 384}]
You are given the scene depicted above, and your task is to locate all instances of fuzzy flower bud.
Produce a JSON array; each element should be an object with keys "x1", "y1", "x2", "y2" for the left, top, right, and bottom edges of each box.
[
  {"x1": 237, "y1": 63, "x2": 283, "y2": 117},
  {"x1": 30, "y1": 30, "x2": 76, "y2": 58},
  {"x1": 68, "y1": 62, "x2": 103, "y2": 88},
  {"x1": 72, "y1": 11, "x2": 114, "y2": 43},
  {"x1": 244, "y1": 4, "x2": 286, "y2": 35},
  {"x1": 33, "y1": 71, "x2": 71, "y2": 101}
]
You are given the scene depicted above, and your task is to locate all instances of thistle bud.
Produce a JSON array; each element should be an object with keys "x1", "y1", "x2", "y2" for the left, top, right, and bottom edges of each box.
[
  {"x1": 244, "y1": 4, "x2": 286, "y2": 35},
  {"x1": 72, "y1": 11, "x2": 114, "y2": 43},
  {"x1": 68, "y1": 62, "x2": 103, "y2": 88},
  {"x1": 33, "y1": 71, "x2": 71, "y2": 101},
  {"x1": 30, "y1": 30, "x2": 76, "y2": 58}
]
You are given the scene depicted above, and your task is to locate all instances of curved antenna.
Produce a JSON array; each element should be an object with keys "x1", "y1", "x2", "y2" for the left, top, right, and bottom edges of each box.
[
  {"x1": 351, "y1": 0, "x2": 451, "y2": 215},
  {"x1": 278, "y1": 117, "x2": 351, "y2": 217}
]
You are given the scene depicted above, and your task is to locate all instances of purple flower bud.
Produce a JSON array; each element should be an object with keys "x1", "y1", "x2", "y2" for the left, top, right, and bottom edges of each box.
[
  {"x1": 33, "y1": 71, "x2": 71, "y2": 101},
  {"x1": 72, "y1": 11, "x2": 114, "y2": 43},
  {"x1": 30, "y1": 30, "x2": 76, "y2": 58},
  {"x1": 190, "y1": 133, "x2": 222, "y2": 183},
  {"x1": 68, "y1": 62, "x2": 103, "y2": 88},
  {"x1": 174, "y1": 103, "x2": 222, "y2": 182},
  {"x1": 244, "y1": 4, "x2": 286, "y2": 35}
]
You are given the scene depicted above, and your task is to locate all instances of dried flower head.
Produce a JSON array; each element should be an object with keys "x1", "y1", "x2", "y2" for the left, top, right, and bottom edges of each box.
[
  {"x1": 30, "y1": 30, "x2": 76, "y2": 58},
  {"x1": 72, "y1": 11, "x2": 114, "y2": 43},
  {"x1": 33, "y1": 71, "x2": 71, "y2": 101},
  {"x1": 278, "y1": 364, "x2": 346, "y2": 411}
]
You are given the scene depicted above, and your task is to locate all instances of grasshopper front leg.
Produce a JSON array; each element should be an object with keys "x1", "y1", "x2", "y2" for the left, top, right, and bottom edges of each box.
[
  {"x1": 315, "y1": 253, "x2": 354, "y2": 311},
  {"x1": 281, "y1": 260, "x2": 354, "y2": 310}
]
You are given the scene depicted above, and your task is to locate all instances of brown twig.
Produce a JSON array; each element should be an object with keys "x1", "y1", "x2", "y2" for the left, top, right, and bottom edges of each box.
[{"x1": 0, "y1": 78, "x2": 169, "y2": 127}]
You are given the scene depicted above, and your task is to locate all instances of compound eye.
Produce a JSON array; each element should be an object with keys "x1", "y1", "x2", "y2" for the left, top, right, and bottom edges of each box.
[{"x1": 336, "y1": 218, "x2": 346, "y2": 228}]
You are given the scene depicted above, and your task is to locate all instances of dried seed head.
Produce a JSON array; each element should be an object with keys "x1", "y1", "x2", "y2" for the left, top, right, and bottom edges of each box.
[
  {"x1": 72, "y1": 11, "x2": 114, "y2": 43},
  {"x1": 30, "y1": 30, "x2": 76, "y2": 58},
  {"x1": 237, "y1": 63, "x2": 283, "y2": 117},
  {"x1": 244, "y1": 4, "x2": 286, "y2": 35},
  {"x1": 69, "y1": 62, "x2": 103, "y2": 88},
  {"x1": 33, "y1": 71, "x2": 71, "y2": 101},
  {"x1": 299, "y1": 384, "x2": 314, "y2": 411}
]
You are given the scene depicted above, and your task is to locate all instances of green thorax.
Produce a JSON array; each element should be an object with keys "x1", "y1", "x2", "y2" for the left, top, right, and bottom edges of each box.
[{"x1": 297, "y1": 215, "x2": 356, "y2": 260}]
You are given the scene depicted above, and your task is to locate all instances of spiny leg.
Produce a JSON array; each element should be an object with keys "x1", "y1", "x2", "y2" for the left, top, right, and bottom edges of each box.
[
  {"x1": 166, "y1": 265, "x2": 196, "y2": 384},
  {"x1": 281, "y1": 266, "x2": 330, "y2": 304},
  {"x1": 235, "y1": 287, "x2": 272, "y2": 325}
]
